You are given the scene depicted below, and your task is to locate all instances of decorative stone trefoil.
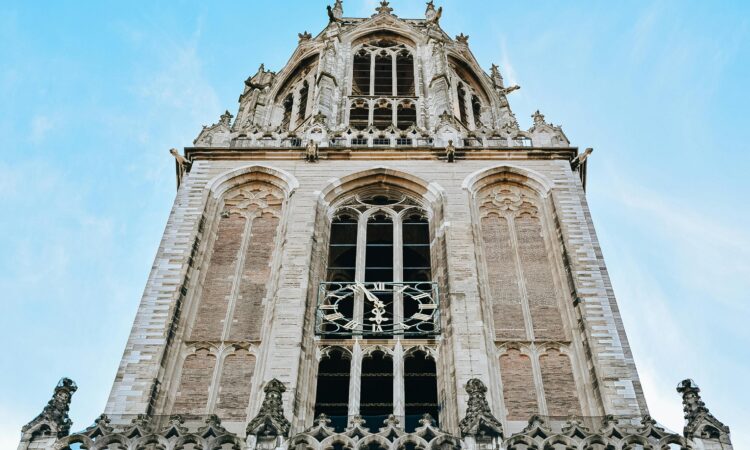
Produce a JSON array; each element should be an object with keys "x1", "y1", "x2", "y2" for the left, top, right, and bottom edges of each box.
[
  {"x1": 458, "y1": 378, "x2": 503, "y2": 438},
  {"x1": 247, "y1": 378, "x2": 291, "y2": 437}
]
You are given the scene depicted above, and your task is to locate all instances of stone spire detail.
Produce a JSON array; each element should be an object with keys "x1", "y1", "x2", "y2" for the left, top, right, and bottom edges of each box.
[
  {"x1": 21, "y1": 378, "x2": 77, "y2": 437},
  {"x1": 376, "y1": 1, "x2": 393, "y2": 15},
  {"x1": 677, "y1": 379, "x2": 731, "y2": 444},
  {"x1": 458, "y1": 378, "x2": 503, "y2": 438},
  {"x1": 247, "y1": 378, "x2": 291, "y2": 437}
]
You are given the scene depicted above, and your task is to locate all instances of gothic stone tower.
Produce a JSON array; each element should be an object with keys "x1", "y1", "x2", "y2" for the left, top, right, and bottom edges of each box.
[{"x1": 20, "y1": 2, "x2": 733, "y2": 450}]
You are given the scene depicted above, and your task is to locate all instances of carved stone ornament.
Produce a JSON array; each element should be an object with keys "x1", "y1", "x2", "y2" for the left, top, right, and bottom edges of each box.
[
  {"x1": 458, "y1": 378, "x2": 503, "y2": 438},
  {"x1": 299, "y1": 31, "x2": 313, "y2": 42},
  {"x1": 425, "y1": 1, "x2": 443, "y2": 24},
  {"x1": 247, "y1": 378, "x2": 291, "y2": 437},
  {"x1": 677, "y1": 379, "x2": 731, "y2": 442},
  {"x1": 456, "y1": 33, "x2": 469, "y2": 44},
  {"x1": 376, "y1": 0, "x2": 393, "y2": 15},
  {"x1": 21, "y1": 377, "x2": 78, "y2": 437}
]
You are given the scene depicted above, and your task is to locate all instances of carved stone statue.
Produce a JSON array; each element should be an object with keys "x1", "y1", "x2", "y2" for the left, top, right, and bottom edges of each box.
[
  {"x1": 305, "y1": 140, "x2": 319, "y2": 162},
  {"x1": 247, "y1": 378, "x2": 291, "y2": 437},
  {"x1": 458, "y1": 378, "x2": 503, "y2": 438},
  {"x1": 445, "y1": 139, "x2": 456, "y2": 163},
  {"x1": 425, "y1": 1, "x2": 443, "y2": 24}
]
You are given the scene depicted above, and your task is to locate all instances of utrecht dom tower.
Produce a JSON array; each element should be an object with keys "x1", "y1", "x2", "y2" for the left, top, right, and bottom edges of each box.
[{"x1": 19, "y1": 2, "x2": 733, "y2": 450}]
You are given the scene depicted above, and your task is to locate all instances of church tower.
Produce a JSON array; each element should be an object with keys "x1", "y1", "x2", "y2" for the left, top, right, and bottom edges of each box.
[{"x1": 19, "y1": 2, "x2": 733, "y2": 449}]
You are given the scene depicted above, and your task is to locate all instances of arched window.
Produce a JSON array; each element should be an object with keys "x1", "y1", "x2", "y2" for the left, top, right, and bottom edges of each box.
[
  {"x1": 281, "y1": 93, "x2": 293, "y2": 131},
  {"x1": 348, "y1": 37, "x2": 417, "y2": 130},
  {"x1": 396, "y1": 51, "x2": 415, "y2": 96},
  {"x1": 349, "y1": 100, "x2": 369, "y2": 130},
  {"x1": 360, "y1": 350, "x2": 393, "y2": 425},
  {"x1": 404, "y1": 350, "x2": 438, "y2": 431},
  {"x1": 457, "y1": 83, "x2": 468, "y2": 125},
  {"x1": 397, "y1": 103, "x2": 417, "y2": 131},
  {"x1": 353, "y1": 50, "x2": 371, "y2": 96},
  {"x1": 372, "y1": 101, "x2": 393, "y2": 130},
  {"x1": 314, "y1": 348, "x2": 351, "y2": 431},
  {"x1": 374, "y1": 51, "x2": 393, "y2": 96},
  {"x1": 316, "y1": 192, "x2": 436, "y2": 338},
  {"x1": 297, "y1": 81, "x2": 309, "y2": 126},
  {"x1": 471, "y1": 95, "x2": 483, "y2": 128}
]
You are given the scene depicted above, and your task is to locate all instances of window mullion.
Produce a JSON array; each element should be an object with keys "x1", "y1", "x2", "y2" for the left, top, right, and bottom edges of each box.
[
  {"x1": 393, "y1": 213, "x2": 404, "y2": 328},
  {"x1": 354, "y1": 213, "x2": 368, "y2": 332},
  {"x1": 391, "y1": 52, "x2": 398, "y2": 97},
  {"x1": 369, "y1": 51, "x2": 376, "y2": 96},
  {"x1": 348, "y1": 341, "x2": 363, "y2": 419}
]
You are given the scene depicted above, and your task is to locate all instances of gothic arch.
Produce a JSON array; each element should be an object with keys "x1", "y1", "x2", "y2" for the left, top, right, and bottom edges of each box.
[
  {"x1": 461, "y1": 164, "x2": 553, "y2": 198},
  {"x1": 206, "y1": 164, "x2": 299, "y2": 201},
  {"x1": 319, "y1": 166, "x2": 446, "y2": 217}
]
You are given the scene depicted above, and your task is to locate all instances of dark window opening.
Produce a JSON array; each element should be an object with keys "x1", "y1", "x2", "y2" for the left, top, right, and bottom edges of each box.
[
  {"x1": 471, "y1": 95, "x2": 482, "y2": 128},
  {"x1": 297, "y1": 81, "x2": 309, "y2": 126},
  {"x1": 373, "y1": 105, "x2": 392, "y2": 130},
  {"x1": 374, "y1": 54, "x2": 393, "y2": 96},
  {"x1": 397, "y1": 104, "x2": 416, "y2": 131},
  {"x1": 403, "y1": 215, "x2": 430, "y2": 283},
  {"x1": 396, "y1": 138, "x2": 412, "y2": 146},
  {"x1": 314, "y1": 348, "x2": 351, "y2": 432},
  {"x1": 327, "y1": 216, "x2": 358, "y2": 283},
  {"x1": 350, "y1": 105, "x2": 369, "y2": 130},
  {"x1": 404, "y1": 350, "x2": 438, "y2": 432},
  {"x1": 396, "y1": 53, "x2": 415, "y2": 96},
  {"x1": 281, "y1": 94, "x2": 294, "y2": 131},
  {"x1": 456, "y1": 83, "x2": 468, "y2": 125},
  {"x1": 351, "y1": 137, "x2": 368, "y2": 146},
  {"x1": 360, "y1": 350, "x2": 393, "y2": 424},
  {"x1": 353, "y1": 51, "x2": 371, "y2": 96},
  {"x1": 365, "y1": 214, "x2": 393, "y2": 337}
]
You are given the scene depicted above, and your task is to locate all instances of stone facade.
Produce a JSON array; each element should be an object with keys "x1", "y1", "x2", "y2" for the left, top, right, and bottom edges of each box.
[{"x1": 19, "y1": 2, "x2": 732, "y2": 449}]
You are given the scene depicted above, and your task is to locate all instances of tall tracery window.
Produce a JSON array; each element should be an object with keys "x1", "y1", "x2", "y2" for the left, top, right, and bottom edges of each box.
[
  {"x1": 318, "y1": 192, "x2": 434, "y2": 338},
  {"x1": 313, "y1": 189, "x2": 440, "y2": 429},
  {"x1": 297, "y1": 81, "x2": 310, "y2": 126},
  {"x1": 456, "y1": 82, "x2": 468, "y2": 125},
  {"x1": 348, "y1": 37, "x2": 417, "y2": 130},
  {"x1": 281, "y1": 94, "x2": 294, "y2": 131}
]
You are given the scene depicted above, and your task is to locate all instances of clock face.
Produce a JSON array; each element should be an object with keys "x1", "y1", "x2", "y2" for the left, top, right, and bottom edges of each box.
[{"x1": 316, "y1": 281, "x2": 439, "y2": 336}]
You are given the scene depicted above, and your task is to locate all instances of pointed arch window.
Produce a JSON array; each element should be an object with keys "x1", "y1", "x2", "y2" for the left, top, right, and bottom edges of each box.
[
  {"x1": 314, "y1": 348, "x2": 351, "y2": 431},
  {"x1": 281, "y1": 93, "x2": 294, "y2": 131},
  {"x1": 317, "y1": 192, "x2": 436, "y2": 339},
  {"x1": 457, "y1": 82, "x2": 468, "y2": 125},
  {"x1": 404, "y1": 350, "x2": 438, "y2": 431},
  {"x1": 360, "y1": 350, "x2": 393, "y2": 425},
  {"x1": 348, "y1": 40, "x2": 417, "y2": 130},
  {"x1": 297, "y1": 81, "x2": 310, "y2": 126}
]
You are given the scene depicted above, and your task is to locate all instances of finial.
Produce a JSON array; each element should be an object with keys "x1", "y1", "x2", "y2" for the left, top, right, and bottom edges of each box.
[
  {"x1": 459, "y1": 378, "x2": 504, "y2": 438},
  {"x1": 677, "y1": 379, "x2": 731, "y2": 442},
  {"x1": 425, "y1": 1, "x2": 443, "y2": 24},
  {"x1": 219, "y1": 110, "x2": 233, "y2": 127},
  {"x1": 246, "y1": 378, "x2": 291, "y2": 437},
  {"x1": 490, "y1": 64, "x2": 504, "y2": 88},
  {"x1": 532, "y1": 110, "x2": 546, "y2": 126},
  {"x1": 327, "y1": 2, "x2": 343, "y2": 23},
  {"x1": 456, "y1": 33, "x2": 469, "y2": 44},
  {"x1": 298, "y1": 31, "x2": 312, "y2": 42},
  {"x1": 22, "y1": 378, "x2": 78, "y2": 437},
  {"x1": 376, "y1": 1, "x2": 393, "y2": 15}
]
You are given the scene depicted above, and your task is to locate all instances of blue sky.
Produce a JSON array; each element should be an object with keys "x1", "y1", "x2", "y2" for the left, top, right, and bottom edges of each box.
[{"x1": 1, "y1": 0, "x2": 748, "y2": 448}]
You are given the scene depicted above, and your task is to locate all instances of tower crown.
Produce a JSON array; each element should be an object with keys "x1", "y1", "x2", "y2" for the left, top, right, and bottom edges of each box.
[{"x1": 193, "y1": 1, "x2": 569, "y2": 150}]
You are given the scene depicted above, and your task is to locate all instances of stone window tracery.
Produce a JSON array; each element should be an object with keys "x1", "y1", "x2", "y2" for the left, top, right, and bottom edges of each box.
[{"x1": 348, "y1": 39, "x2": 417, "y2": 130}]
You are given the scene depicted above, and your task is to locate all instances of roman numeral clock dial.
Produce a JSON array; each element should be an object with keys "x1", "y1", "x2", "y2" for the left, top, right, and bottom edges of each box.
[{"x1": 316, "y1": 282, "x2": 439, "y2": 336}]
